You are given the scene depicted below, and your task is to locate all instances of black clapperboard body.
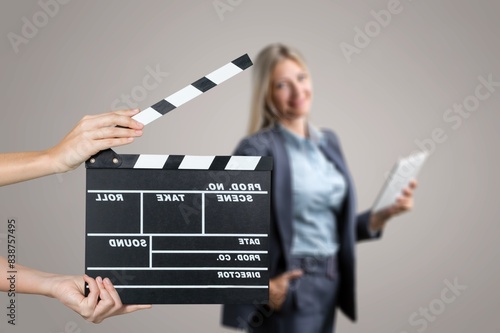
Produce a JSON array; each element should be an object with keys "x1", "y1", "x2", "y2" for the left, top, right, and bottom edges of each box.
[{"x1": 85, "y1": 55, "x2": 272, "y2": 304}]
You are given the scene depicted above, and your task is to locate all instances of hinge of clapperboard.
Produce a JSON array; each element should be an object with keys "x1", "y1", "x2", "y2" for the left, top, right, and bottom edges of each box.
[{"x1": 85, "y1": 54, "x2": 253, "y2": 168}]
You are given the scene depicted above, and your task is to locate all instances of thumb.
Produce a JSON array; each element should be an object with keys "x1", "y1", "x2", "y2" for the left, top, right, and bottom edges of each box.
[{"x1": 284, "y1": 269, "x2": 304, "y2": 280}]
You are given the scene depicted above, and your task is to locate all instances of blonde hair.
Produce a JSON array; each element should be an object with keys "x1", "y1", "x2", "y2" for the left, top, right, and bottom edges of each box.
[{"x1": 248, "y1": 44, "x2": 308, "y2": 134}]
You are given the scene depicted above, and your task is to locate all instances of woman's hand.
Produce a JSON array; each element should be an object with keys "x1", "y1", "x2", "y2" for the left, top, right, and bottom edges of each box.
[
  {"x1": 370, "y1": 179, "x2": 418, "y2": 232},
  {"x1": 48, "y1": 109, "x2": 144, "y2": 173},
  {"x1": 50, "y1": 274, "x2": 151, "y2": 324},
  {"x1": 0, "y1": 109, "x2": 145, "y2": 186},
  {"x1": 268, "y1": 269, "x2": 303, "y2": 311}
]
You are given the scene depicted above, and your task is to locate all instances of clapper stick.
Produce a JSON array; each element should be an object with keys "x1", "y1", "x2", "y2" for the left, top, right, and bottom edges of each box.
[{"x1": 133, "y1": 54, "x2": 252, "y2": 126}]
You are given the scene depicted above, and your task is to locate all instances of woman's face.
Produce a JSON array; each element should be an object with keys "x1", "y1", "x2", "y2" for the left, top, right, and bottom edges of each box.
[{"x1": 270, "y1": 58, "x2": 312, "y2": 121}]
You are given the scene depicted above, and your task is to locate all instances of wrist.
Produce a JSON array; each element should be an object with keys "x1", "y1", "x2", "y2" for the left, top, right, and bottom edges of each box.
[
  {"x1": 44, "y1": 147, "x2": 69, "y2": 174},
  {"x1": 38, "y1": 272, "x2": 61, "y2": 298},
  {"x1": 370, "y1": 213, "x2": 388, "y2": 232}
]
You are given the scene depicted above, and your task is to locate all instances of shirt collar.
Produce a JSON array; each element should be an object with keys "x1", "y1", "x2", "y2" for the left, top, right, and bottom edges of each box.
[{"x1": 277, "y1": 122, "x2": 325, "y2": 148}]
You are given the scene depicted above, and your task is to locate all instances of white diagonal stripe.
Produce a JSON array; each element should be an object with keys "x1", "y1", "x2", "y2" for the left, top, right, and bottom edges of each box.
[
  {"x1": 132, "y1": 107, "x2": 162, "y2": 125},
  {"x1": 134, "y1": 154, "x2": 169, "y2": 169},
  {"x1": 206, "y1": 63, "x2": 242, "y2": 85},
  {"x1": 165, "y1": 85, "x2": 203, "y2": 107},
  {"x1": 225, "y1": 156, "x2": 261, "y2": 170},
  {"x1": 179, "y1": 156, "x2": 215, "y2": 169}
]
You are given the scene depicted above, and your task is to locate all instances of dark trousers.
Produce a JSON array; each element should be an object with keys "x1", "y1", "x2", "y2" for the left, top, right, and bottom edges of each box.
[{"x1": 247, "y1": 255, "x2": 340, "y2": 333}]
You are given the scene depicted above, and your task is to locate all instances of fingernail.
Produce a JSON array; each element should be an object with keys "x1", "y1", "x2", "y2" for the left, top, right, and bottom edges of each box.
[
  {"x1": 96, "y1": 276, "x2": 103, "y2": 284},
  {"x1": 135, "y1": 130, "x2": 143, "y2": 135},
  {"x1": 103, "y1": 278, "x2": 111, "y2": 285}
]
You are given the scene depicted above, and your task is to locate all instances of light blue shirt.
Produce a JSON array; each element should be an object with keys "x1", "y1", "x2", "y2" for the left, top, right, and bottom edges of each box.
[{"x1": 278, "y1": 124, "x2": 348, "y2": 257}]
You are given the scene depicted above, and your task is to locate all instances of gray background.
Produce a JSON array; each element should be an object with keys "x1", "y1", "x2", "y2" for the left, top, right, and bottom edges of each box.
[{"x1": 1, "y1": 0, "x2": 499, "y2": 332}]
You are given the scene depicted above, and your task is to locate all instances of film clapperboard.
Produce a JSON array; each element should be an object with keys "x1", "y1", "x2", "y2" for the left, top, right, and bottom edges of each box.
[{"x1": 85, "y1": 54, "x2": 272, "y2": 304}]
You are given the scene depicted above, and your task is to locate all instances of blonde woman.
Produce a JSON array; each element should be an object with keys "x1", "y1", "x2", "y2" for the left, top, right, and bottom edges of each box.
[{"x1": 222, "y1": 44, "x2": 417, "y2": 333}]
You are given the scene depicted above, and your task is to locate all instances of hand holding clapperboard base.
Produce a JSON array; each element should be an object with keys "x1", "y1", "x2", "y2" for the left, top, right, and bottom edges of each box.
[{"x1": 85, "y1": 54, "x2": 274, "y2": 304}]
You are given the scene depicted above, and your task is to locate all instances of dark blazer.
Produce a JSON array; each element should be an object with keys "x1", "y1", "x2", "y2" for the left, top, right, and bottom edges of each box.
[{"x1": 222, "y1": 125, "x2": 379, "y2": 328}]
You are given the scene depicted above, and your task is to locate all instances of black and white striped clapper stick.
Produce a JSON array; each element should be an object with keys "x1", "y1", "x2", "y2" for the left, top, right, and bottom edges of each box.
[{"x1": 132, "y1": 54, "x2": 252, "y2": 126}]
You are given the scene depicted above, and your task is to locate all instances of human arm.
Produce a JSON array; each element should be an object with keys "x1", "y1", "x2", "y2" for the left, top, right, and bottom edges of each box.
[
  {"x1": 320, "y1": 130, "x2": 418, "y2": 239},
  {"x1": 0, "y1": 257, "x2": 151, "y2": 323},
  {"x1": 268, "y1": 270, "x2": 303, "y2": 311},
  {"x1": 0, "y1": 109, "x2": 144, "y2": 186},
  {"x1": 356, "y1": 180, "x2": 418, "y2": 240},
  {"x1": 0, "y1": 108, "x2": 149, "y2": 321},
  {"x1": 368, "y1": 179, "x2": 418, "y2": 232}
]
